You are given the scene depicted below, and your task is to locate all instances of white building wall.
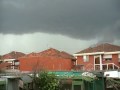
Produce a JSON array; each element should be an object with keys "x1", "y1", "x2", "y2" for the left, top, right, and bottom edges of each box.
[{"x1": 104, "y1": 71, "x2": 120, "y2": 78}]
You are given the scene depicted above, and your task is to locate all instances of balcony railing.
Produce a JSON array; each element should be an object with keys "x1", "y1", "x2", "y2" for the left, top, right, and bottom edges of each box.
[{"x1": 95, "y1": 63, "x2": 120, "y2": 70}]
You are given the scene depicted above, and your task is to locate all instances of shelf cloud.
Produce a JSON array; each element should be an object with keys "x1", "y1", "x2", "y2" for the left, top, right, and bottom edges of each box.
[{"x1": 0, "y1": 0, "x2": 120, "y2": 42}]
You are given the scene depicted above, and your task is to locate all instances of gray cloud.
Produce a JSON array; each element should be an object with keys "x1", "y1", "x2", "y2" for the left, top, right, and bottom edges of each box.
[{"x1": 0, "y1": 0, "x2": 120, "y2": 41}]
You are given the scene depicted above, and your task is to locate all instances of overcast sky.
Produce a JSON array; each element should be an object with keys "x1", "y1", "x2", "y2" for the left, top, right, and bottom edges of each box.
[{"x1": 0, "y1": 0, "x2": 120, "y2": 55}]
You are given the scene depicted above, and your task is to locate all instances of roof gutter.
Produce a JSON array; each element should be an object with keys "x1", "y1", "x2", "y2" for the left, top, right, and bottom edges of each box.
[{"x1": 73, "y1": 51, "x2": 120, "y2": 56}]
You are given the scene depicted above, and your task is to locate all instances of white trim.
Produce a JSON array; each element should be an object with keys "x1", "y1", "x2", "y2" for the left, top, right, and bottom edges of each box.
[
  {"x1": 74, "y1": 52, "x2": 104, "y2": 56},
  {"x1": 94, "y1": 55, "x2": 100, "y2": 70},
  {"x1": 118, "y1": 54, "x2": 120, "y2": 58},
  {"x1": 103, "y1": 54, "x2": 112, "y2": 58},
  {"x1": 105, "y1": 51, "x2": 120, "y2": 54},
  {"x1": 75, "y1": 56, "x2": 77, "y2": 59},
  {"x1": 76, "y1": 60, "x2": 77, "y2": 65},
  {"x1": 94, "y1": 55, "x2": 102, "y2": 70},
  {"x1": 94, "y1": 56, "x2": 95, "y2": 70},
  {"x1": 74, "y1": 51, "x2": 120, "y2": 56},
  {"x1": 100, "y1": 54, "x2": 102, "y2": 70},
  {"x1": 119, "y1": 54, "x2": 120, "y2": 62},
  {"x1": 3, "y1": 59, "x2": 16, "y2": 62}
]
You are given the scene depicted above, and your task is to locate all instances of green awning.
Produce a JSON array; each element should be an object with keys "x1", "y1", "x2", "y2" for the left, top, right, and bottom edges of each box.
[{"x1": 48, "y1": 71, "x2": 83, "y2": 79}]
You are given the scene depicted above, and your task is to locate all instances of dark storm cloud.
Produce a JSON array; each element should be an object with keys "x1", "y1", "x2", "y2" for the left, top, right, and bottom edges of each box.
[{"x1": 0, "y1": 0, "x2": 120, "y2": 41}]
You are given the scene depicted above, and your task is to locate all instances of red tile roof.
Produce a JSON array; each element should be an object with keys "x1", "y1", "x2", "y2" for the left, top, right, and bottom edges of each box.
[
  {"x1": 24, "y1": 52, "x2": 39, "y2": 57},
  {"x1": 38, "y1": 48, "x2": 61, "y2": 56},
  {"x1": 60, "y1": 51, "x2": 74, "y2": 59},
  {"x1": 38, "y1": 48, "x2": 74, "y2": 59},
  {"x1": 23, "y1": 48, "x2": 74, "y2": 59},
  {"x1": 2, "y1": 51, "x2": 25, "y2": 59},
  {"x1": 76, "y1": 43, "x2": 120, "y2": 54}
]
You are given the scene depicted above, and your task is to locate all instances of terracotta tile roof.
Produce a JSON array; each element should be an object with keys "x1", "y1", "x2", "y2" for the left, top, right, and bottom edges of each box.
[
  {"x1": 76, "y1": 43, "x2": 120, "y2": 54},
  {"x1": 38, "y1": 48, "x2": 60, "y2": 56},
  {"x1": 60, "y1": 51, "x2": 75, "y2": 59},
  {"x1": 0, "y1": 62, "x2": 11, "y2": 69},
  {"x1": 24, "y1": 52, "x2": 39, "y2": 57},
  {"x1": 38, "y1": 48, "x2": 74, "y2": 59},
  {"x1": 23, "y1": 48, "x2": 74, "y2": 59},
  {"x1": 2, "y1": 51, "x2": 25, "y2": 59}
]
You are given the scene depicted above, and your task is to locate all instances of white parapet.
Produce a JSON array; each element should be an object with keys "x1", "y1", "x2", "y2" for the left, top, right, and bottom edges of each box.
[{"x1": 104, "y1": 70, "x2": 120, "y2": 78}]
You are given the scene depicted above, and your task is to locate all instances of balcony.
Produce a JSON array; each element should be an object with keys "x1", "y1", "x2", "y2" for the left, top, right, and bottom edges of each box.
[{"x1": 95, "y1": 63, "x2": 120, "y2": 71}]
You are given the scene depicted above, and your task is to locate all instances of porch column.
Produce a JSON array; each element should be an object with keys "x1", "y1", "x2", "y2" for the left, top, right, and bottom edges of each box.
[
  {"x1": 100, "y1": 55, "x2": 102, "y2": 70},
  {"x1": 75, "y1": 56, "x2": 77, "y2": 65}
]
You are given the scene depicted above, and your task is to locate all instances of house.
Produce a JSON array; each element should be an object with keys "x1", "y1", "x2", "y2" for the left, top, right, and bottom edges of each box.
[
  {"x1": 0, "y1": 51, "x2": 25, "y2": 71},
  {"x1": 19, "y1": 48, "x2": 75, "y2": 72},
  {"x1": 73, "y1": 43, "x2": 120, "y2": 71},
  {"x1": 0, "y1": 62, "x2": 11, "y2": 71}
]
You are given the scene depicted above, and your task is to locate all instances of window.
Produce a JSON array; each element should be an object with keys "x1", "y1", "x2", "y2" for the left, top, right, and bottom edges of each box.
[
  {"x1": 14, "y1": 62, "x2": 20, "y2": 65},
  {"x1": 103, "y1": 54, "x2": 112, "y2": 61},
  {"x1": 83, "y1": 55, "x2": 89, "y2": 62}
]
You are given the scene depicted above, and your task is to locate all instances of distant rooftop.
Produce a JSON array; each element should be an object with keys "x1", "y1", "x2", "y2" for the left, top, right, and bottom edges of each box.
[
  {"x1": 76, "y1": 43, "x2": 120, "y2": 54},
  {"x1": 2, "y1": 51, "x2": 25, "y2": 59},
  {"x1": 23, "y1": 48, "x2": 75, "y2": 59}
]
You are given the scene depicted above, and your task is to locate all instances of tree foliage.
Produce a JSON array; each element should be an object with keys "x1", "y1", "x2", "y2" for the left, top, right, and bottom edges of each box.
[{"x1": 33, "y1": 71, "x2": 60, "y2": 90}]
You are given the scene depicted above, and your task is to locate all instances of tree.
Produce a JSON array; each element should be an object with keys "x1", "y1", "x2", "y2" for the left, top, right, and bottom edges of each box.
[{"x1": 33, "y1": 71, "x2": 60, "y2": 90}]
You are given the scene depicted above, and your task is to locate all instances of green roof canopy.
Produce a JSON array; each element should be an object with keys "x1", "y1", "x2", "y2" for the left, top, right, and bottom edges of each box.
[{"x1": 48, "y1": 71, "x2": 83, "y2": 79}]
